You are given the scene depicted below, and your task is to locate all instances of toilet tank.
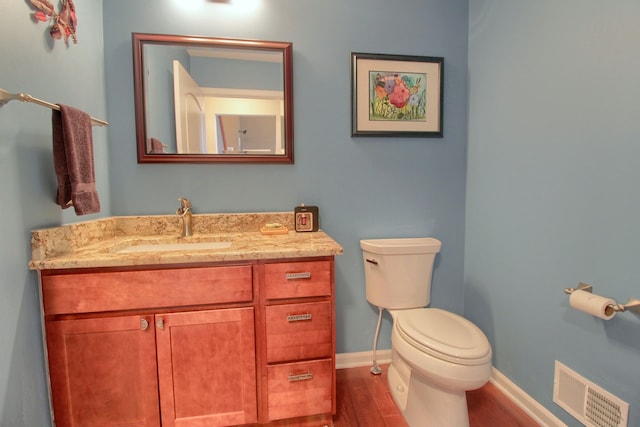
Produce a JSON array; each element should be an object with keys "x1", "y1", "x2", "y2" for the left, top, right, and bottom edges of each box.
[{"x1": 361, "y1": 238, "x2": 441, "y2": 309}]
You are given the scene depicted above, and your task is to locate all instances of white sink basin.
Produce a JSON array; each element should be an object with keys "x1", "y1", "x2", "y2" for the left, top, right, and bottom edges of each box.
[{"x1": 116, "y1": 241, "x2": 232, "y2": 254}]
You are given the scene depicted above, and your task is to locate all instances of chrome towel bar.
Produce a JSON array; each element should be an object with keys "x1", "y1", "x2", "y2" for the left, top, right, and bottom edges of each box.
[{"x1": 0, "y1": 88, "x2": 108, "y2": 127}]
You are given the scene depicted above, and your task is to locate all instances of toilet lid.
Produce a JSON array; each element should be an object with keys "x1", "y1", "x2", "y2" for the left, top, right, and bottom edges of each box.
[{"x1": 396, "y1": 308, "x2": 492, "y2": 365}]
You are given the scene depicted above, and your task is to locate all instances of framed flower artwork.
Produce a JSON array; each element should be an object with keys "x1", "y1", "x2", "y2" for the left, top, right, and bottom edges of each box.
[{"x1": 351, "y1": 52, "x2": 443, "y2": 137}]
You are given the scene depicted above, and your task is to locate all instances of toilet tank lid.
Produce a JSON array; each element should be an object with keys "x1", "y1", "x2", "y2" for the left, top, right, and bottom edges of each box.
[{"x1": 360, "y1": 238, "x2": 442, "y2": 255}]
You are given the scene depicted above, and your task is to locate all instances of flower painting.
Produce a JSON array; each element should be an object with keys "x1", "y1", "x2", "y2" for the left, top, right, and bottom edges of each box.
[
  {"x1": 352, "y1": 53, "x2": 443, "y2": 137},
  {"x1": 370, "y1": 71, "x2": 427, "y2": 122}
]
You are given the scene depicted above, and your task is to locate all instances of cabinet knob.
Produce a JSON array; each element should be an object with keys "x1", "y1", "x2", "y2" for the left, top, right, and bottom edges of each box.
[
  {"x1": 141, "y1": 318, "x2": 149, "y2": 331},
  {"x1": 156, "y1": 318, "x2": 165, "y2": 330}
]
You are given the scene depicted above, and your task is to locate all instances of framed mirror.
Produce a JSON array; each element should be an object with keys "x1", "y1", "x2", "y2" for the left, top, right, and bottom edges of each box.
[{"x1": 132, "y1": 33, "x2": 293, "y2": 163}]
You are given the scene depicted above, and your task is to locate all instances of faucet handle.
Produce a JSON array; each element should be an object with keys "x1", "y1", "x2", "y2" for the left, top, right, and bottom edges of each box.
[
  {"x1": 176, "y1": 198, "x2": 194, "y2": 237},
  {"x1": 178, "y1": 197, "x2": 191, "y2": 209},
  {"x1": 177, "y1": 197, "x2": 192, "y2": 216}
]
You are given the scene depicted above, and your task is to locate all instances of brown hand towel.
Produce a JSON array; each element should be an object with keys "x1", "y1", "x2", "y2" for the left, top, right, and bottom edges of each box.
[
  {"x1": 150, "y1": 137, "x2": 165, "y2": 153},
  {"x1": 52, "y1": 105, "x2": 101, "y2": 215}
]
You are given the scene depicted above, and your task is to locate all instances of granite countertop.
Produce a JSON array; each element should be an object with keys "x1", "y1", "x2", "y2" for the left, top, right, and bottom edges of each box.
[{"x1": 29, "y1": 212, "x2": 343, "y2": 270}]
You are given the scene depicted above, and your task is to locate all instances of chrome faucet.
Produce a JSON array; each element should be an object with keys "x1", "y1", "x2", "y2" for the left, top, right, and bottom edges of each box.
[{"x1": 176, "y1": 197, "x2": 193, "y2": 237}]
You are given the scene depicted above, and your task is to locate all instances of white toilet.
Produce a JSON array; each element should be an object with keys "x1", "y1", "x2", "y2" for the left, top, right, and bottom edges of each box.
[{"x1": 361, "y1": 237, "x2": 492, "y2": 427}]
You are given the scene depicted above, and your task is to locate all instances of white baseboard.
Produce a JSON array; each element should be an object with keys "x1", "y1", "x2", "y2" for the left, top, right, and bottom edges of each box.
[
  {"x1": 336, "y1": 352, "x2": 565, "y2": 427},
  {"x1": 490, "y1": 367, "x2": 567, "y2": 427},
  {"x1": 336, "y1": 350, "x2": 392, "y2": 369}
]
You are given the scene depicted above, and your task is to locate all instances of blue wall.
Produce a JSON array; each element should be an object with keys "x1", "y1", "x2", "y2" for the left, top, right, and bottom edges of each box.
[
  {"x1": 103, "y1": 0, "x2": 470, "y2": 357},
  {"x1": 1, "y1": 1, "x2": 468, "y2": 424},
  {"x1": 9, "y1": 2, "x2": 636, "y2": 426},
  {"x1": 4, "y1": 1, "x2": 639, "y2": 426},
  {"x1": 466, "y1": 1, "x2": 640, "y2": 425},
  {"x1": 0, "y1": 2, "x2": 109, "y2": 425}
]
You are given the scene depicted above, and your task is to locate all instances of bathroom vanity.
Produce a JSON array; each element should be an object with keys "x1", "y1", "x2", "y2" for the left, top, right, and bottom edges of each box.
[{"x1": 29, "y1": 213, "x2": 343, "y2": 427}]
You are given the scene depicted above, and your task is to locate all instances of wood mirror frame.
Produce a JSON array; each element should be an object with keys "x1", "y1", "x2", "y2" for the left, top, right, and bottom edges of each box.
[{"x1": 132, "y1": 33, "x2": 293, "y2": 164}]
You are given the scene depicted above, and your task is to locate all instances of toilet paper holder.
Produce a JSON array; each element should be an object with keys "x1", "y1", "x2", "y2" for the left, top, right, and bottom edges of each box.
[{"x1": 564, "y1": 282, "x2": 640, "y2": 314}]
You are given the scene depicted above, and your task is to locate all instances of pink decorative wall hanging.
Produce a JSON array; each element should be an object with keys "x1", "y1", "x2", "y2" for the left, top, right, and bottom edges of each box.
[{"x1": 30, "y1": 0, "x2": 78, "y2": 44}]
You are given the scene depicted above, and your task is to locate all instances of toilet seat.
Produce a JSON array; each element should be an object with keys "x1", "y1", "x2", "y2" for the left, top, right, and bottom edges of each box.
[{"x1": 395, "y1": 308, "x2": 492, "y2": 366}]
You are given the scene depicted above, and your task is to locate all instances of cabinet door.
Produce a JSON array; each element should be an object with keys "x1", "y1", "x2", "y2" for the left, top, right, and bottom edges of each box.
[
  {"x1": 156, "y1": 308, "x2": 257, "y2": 427},
  {"x1": 46, "y1": 315, "x2": 160, "y2": 427}
]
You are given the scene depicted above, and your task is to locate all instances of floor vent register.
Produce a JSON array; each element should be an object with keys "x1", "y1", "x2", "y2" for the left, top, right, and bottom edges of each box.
[{"x1": 553, "y1": 361, "x2": 629, "y2": 427}]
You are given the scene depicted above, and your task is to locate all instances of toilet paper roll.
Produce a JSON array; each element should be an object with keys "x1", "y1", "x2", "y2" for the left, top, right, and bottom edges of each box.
[{"x1": 569, "y1": 289, "x2": 616, "y2": 320}]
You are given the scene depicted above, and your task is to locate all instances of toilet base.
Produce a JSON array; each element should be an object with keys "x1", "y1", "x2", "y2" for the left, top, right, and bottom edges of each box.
[{"x1": 388, "y1": 362, "x2": 470, "y2": 427}]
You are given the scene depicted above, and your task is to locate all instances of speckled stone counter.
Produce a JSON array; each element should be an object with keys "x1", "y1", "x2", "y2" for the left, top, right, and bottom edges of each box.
[{"x1": 29, "y1": 212, "x2": 343, "y2": 270}]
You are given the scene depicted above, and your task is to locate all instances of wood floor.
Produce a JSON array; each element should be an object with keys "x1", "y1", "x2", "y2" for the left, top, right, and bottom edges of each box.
[{"x1": 333, "y1": 364, "x2": 540, "y2": 427}]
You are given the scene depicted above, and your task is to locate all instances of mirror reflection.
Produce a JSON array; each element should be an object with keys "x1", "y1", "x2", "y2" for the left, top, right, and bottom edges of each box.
[
  {"x1": 133, "y1": 33, "x2": 293, "y2": 163},
  {"x1": 216, "y1": 115, "x2": 280, "y2": 154}
]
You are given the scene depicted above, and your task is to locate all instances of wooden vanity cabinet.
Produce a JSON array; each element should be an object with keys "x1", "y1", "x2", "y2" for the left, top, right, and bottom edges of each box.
[
  {"x1": 260, "y1": 260, "x2": 336, "y2": 423},
  {"x1": 40, "y1": 257, "x2": 336, "y2": 427},
  {"x1": 42, "y1": 265, "x2": 257, "y2": 427}
]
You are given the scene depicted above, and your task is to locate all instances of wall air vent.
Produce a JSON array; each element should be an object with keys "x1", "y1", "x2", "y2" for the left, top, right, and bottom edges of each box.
[{"x1": 553, "y1": 361, "x2": 629, "y2": 427}]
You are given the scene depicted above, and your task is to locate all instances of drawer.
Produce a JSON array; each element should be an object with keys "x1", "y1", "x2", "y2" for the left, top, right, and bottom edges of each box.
[
  {"x1": 267, "y1": 359, "x2": 333, "y2": 421},
  {"x1": 42, "y1": 265, "x2": 253, "y2": 315},
  {"x1": 264, "y1": 261, "x2": 331, "y2": 300},
  {"x1": 266, "y1": 301, "x2": 332, "y2": 363}
]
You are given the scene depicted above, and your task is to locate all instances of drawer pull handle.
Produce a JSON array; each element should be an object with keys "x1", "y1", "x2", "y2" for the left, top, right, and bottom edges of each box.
[
  {"x1": 141, "y1": 318, "x2": 149, "y2": 331},
  {"x1": 285, "y1": 272, "x2": 312, "y2": 280},
  {"x1": 287, "y1": 313, "x2": 312, "y2": 322},
  {"x1": 288, "y1": 372, "x2": 313, "y2": 382}
]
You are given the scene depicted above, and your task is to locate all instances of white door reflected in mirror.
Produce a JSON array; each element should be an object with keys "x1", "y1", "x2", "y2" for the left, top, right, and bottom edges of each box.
[
  {"x1": 172, "y1": 60, "x2": 284, "y2": 155},
  {"x1": 173, "y1": 61, "x2": 206, "y2": 154}
]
